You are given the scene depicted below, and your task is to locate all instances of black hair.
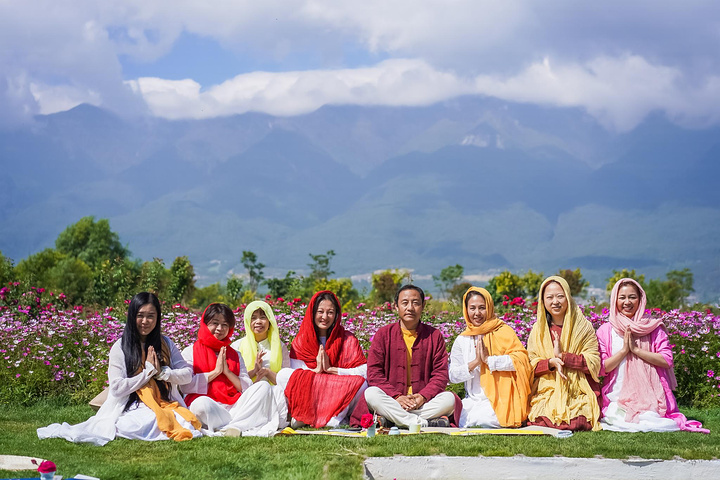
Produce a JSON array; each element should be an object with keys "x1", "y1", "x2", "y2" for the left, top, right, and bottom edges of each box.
[
  {"x1": 394, "y1": 284, "x2": 426, "y2": 306},
  {"x1": 203, "y1": 303, "x2": 236, "y2": 329},
  {"x1": 312, "y1": 291, "x2": 340, "y2": 340},
  {"x1": 464, "y1": 289, "x2": 484, "y2": 310},
  {"x1": 121, "y1": 292, "x2": 169, "y2": 411}
]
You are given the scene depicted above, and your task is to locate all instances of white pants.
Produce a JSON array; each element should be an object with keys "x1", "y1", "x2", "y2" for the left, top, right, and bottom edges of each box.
[
  {"x1": 189, "y1": 381, "x2": 280, "y2": 437},
  {"x1": 364, "y1": 386, "x2": 455, "y2": 428}
]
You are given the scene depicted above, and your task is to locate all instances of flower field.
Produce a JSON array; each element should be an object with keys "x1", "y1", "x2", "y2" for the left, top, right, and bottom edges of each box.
[{"x1": 1, "y1": 284, "x2": 719, "y2": 407}]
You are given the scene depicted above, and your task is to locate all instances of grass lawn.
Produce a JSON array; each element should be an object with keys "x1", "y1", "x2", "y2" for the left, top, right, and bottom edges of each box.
[{"x1": 1, "y1": 402, "x2": 718, "y2": 480}]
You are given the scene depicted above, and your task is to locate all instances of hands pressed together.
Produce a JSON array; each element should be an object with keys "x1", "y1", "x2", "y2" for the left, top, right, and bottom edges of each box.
[
  {"x1": 312, "y1": 345, "x2": 337, "y2": 374},
  {"x1": 548, "y1": 330, "x2": 567, "y2": 380},
  {"x1": 146, "y1": 345, "x2": 162, "y2": 373}
]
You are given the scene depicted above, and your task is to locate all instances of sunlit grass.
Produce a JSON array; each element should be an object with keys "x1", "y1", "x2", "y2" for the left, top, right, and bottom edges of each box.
[{"x1": 1, "y1": 402, "x2": 717, "y2": 480}]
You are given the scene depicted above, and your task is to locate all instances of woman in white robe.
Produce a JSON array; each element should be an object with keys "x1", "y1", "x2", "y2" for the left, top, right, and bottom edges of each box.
[
  {"x1": 230, "y1": 300, "x2": 290, "y2": 428},
  {"x1": 181, "y1": 303, "x2": 282, "y2": 437},
  {"x1": 38, "y1": 292, "x2": 201, "y2": 446}
]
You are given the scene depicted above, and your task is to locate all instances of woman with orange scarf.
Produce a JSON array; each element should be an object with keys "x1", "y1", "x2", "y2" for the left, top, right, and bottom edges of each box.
[
  {"x1": 527, "y1": 276, "x2": 602, "y2": 431},
  {"x1": 278, "y1": 291, "x2": 367, "y2": 428},
  {"x1": 597, "y1": 278, "x2": 708, "y2": 433},
  {"x1": 38, "y1": 292, "x2": 201, "y2": 445},
  {"x1": 449, "y1": 287, "x2": 532, "y2": 428},
  {"x1": 181, "y1": 303, "x2": 281, "y2": 437}
]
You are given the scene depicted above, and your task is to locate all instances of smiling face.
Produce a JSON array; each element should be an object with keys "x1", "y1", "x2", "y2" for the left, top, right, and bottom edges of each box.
[
  {"x1": 250, "y1": 308, "x2": 270, "y2": 342},
  {"x1": 206, "y1": 314, "x2": 231, "y2": 341},
  {"x1": 314, "y1": 299, "x2": 337, "y2": 337},
  {"x1": 136, "y1": 303, "x2": 158, "y2": 341},
  {"x1": 466, "y1": 293, "x2": 487, "y2": 327},
  {"x1": 396, "y1": 288, "x2": 424, "y2": 330},
  {"x1": 543, "y1": 281, "x2": 568, "y2": 325},
  {"x1": 616, "y1": 283, "x2": 641, "y2": 319}
]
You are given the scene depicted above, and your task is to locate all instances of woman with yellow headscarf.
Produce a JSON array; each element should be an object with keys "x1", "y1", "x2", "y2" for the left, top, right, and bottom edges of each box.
[
  {"x1": 231, "y1": 300, "x2": 290, "y2": 428},
  {"x1": 449, "y1": 287, "x2": 532, "y2": 428},
  {"x1": 527, "y1": 276, "x2": 601, "y2": 431}
]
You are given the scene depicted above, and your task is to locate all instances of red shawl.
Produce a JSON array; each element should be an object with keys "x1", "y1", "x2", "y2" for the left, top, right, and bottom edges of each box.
[
  {"x1": 185, "y1": 305, "x2": 242, "y2": 407},
  {"x1": 286, "y1": 291, "x2": 367, "y2": 427}
]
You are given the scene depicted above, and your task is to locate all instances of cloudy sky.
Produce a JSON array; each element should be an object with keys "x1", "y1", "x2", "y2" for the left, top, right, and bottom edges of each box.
[{"x1": 2, "y1": 1, "x2": 719, "y2": 131}]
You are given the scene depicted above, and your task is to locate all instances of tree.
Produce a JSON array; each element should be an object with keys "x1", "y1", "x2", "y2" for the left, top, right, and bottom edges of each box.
[
  {"x1": 266, "y1": 271, "x2": 296, "y2": 299},
  {"x1": 168, "y1": 256, "x2": 195, "y2": 304},
  {"x1": 241, "y1": 251, "x2": 265, "y2": 294},
  {"x1": 646, "y1": 269, "x2": 694, "y2": 310},
  {"x1": 15, "y1": 248, "x2": 64, "y2": 287},
  {"x1": 448, "y1": 281, "x2": 473, "y2": 304},
  {"x1": 139, "y1": 258, "x2": 170, "y2": 296},
  {"x1": 313, "y1": 277, "x2": 359, "y2": 310},
  {"x1": 307, "y1": 250, "x2": 336, "y2": 281},
  {"x1": 521, "y1": 270, "x2": 545, "y2": 299},
  {"x1": 433, "y1": 264, "x2": 464, "y2": 299},
  {"x1": 490, "y1": 271, "x2": 524, "y2": 303},
  {"x1": 556, "y1": 268, "x2": 588, "y2": 296},
  {"x1": 48, "y1": 257, "x2": 93, "y2": 304},
  {"x1": 371, "y1": 269, "x2": 409, "y2": 304},
  {"x1": 91, "y1": 257, "x2": 140, "y2": 305},
  {"x1": 0, "y1": 251, "x2": 14, "y2": 286},
  {"x1": 55, "y1": 216, "x2": 128, "y2": 269},
  {"x1": 226, "y1": 276, "x2": 244, "y2": 303},
  {"x1": 606, "y1": 269, "x2": 646, "y2": 292},
  {"x1": 667, "y1": 268, "x2": 694, "y2": 307}
]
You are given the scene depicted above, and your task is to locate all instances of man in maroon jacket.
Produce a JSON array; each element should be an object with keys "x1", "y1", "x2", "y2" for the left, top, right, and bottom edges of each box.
[{"x1": 360, "y1": 284, "x2": 457, "y2": 428}]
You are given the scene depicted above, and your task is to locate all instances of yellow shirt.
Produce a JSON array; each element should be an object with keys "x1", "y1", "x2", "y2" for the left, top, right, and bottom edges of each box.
[{"x1": 402, "y1": 327, "x2": 418, "y2": 395}]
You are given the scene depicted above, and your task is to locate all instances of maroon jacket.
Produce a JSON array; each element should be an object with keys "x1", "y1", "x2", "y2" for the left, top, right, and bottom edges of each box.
[{"x1": 350, "y1": 321, "x2": 462, "y2": 426}]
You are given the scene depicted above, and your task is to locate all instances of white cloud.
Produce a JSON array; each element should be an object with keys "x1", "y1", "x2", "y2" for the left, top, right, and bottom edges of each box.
[
  {"x1": 128, "y1": 59, "x2": 474, "y2": 119},
  {"x1": 121, "y1": 55, "x2": 720, "y2": 133}
]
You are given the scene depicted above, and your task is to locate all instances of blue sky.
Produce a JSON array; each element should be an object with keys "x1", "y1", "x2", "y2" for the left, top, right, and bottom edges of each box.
[{"x1": 2, "y1": 1, "x2": 719, "y2": 131}]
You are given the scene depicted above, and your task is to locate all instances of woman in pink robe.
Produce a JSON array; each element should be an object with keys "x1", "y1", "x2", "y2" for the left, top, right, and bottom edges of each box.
[{"x1": 597, "y1": 278, "x2": 708, "y2": 433}]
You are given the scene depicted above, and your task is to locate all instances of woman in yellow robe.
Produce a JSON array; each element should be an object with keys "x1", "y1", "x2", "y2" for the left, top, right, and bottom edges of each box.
[
  {"x1": 527, "y1": 276, "x2": 601, "y2": 431},
  {"x1": 449, "y1": 287, "x2": 532, "y2": 427}
]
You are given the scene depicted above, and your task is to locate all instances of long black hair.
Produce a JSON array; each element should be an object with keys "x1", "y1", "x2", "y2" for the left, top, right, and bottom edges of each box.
[
  {"x1": 312, "y1": 291, "x2": 341, "y2": 340},
  {"x1": 122, "y1": 292, "x2": 170, "y2": 411}
]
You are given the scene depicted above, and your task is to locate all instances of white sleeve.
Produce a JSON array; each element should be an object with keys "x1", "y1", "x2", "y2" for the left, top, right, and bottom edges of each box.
[
  {"x1": 487, "y1": 355, "x2": 516, "y2": 372},
  {"x1": 449, "y1": 336, "x2": 474, "y2": 384},
  {"x1": 157, "y1": 338, "x2": 193, "y2": 385},
  {"x1": 235, "y1": 348, "x2": 253, "y2": 392},
  {"x1": 290, "y1": 358, "x2": 310, "y2": 370},
  {"x1": 337, "y1": 364, "x2": 367, "y2": 377},
  {"x1": 180, "y1": 345, "x2": 208, "y2": 395},
  {"x1": 107, "y1": 342, "x2": 157, "y2": 398}
]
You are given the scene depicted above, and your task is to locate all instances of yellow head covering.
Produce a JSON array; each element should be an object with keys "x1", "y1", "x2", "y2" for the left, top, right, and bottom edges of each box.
[
  {"x1": 527, "y1": 276, "x2": 601, "y2": 430},
  {"x1": 236, "y1": 301, "x2": 283, "y2": 383},
  {"x1": 459, "y1": 286, "x2": 533, "y2": 427},
  {"x1": 460, "y1": 287, "x2": 504, "y2": 336}
]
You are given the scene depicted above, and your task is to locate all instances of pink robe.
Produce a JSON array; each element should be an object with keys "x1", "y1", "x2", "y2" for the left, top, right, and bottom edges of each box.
[{"x1": 597, "y1": 322, "x2": 708, "y2": 433}]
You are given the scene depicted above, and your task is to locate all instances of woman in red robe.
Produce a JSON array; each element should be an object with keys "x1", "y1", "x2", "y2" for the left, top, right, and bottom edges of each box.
[{"x1": 280, "y1": 291, "x2": 367, "y2": 428}]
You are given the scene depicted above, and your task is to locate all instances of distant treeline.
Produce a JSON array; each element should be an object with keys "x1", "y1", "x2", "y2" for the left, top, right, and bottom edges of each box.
[{"x1": 0, "y1": 217, "x2": 698, "y2": 311}]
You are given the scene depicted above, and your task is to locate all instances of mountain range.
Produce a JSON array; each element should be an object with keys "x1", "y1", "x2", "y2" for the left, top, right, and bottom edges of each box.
[{"x1": 0, "y1": 98, "x2": 718, "y2": 301}]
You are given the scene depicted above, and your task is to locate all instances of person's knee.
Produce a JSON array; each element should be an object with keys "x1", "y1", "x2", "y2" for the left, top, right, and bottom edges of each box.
[{"x1": 364, "y1": 386, "x2": 384, "y2": 406}]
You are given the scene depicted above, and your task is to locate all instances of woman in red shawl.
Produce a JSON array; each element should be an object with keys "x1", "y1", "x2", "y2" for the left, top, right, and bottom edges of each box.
[
  {"x1": 279, "y1": 291, "x2": 367, "y2": 428},
  {"x1": 180, "y1": 303, "x2": 282, "y2": 437}
]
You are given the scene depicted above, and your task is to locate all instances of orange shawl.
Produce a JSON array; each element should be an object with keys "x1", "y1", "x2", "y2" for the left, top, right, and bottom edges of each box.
[{"x1": 460, "y1": 287, "x2": 532, "y2": 427}]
